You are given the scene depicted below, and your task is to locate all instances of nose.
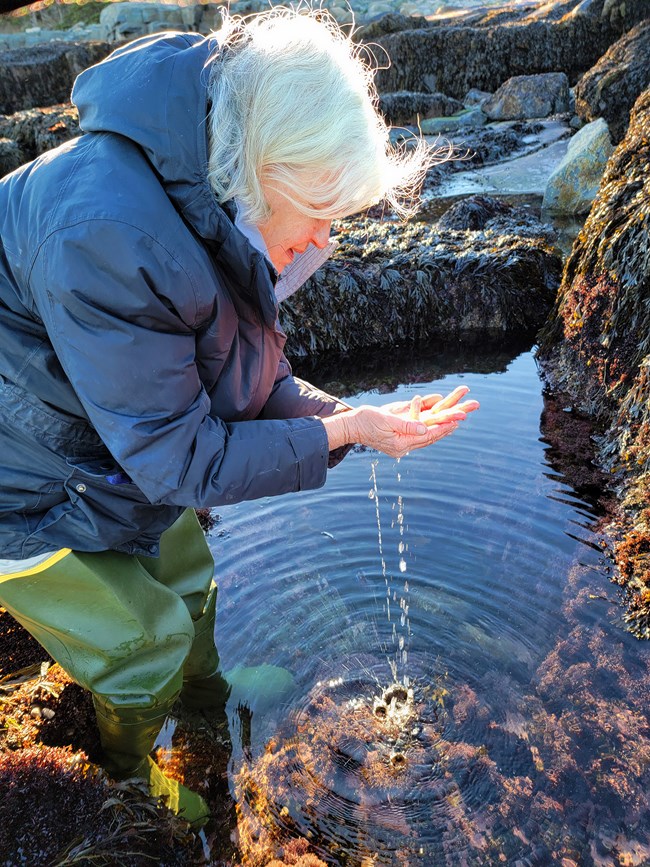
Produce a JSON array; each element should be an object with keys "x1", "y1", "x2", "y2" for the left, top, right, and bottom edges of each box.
[{"x1": 311, "y1": 219, "x2": 331, "y2": 249}]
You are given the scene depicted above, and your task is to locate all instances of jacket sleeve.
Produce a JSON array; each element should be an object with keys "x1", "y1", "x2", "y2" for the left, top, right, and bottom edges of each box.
[
  {"x1": 259, "y1": 355, "x2": 354, "y2": 468},
  {"x1": 258, "y1": 354, "x2": 351, "y2": 420},
  {"x1": 30, "y1": 222, "x2": 330, "y2": 507}
]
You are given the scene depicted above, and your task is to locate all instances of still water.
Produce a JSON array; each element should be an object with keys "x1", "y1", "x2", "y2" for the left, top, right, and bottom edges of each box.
[{"x1": 202, "y1": 342, "x2": 650, "y2": 866}]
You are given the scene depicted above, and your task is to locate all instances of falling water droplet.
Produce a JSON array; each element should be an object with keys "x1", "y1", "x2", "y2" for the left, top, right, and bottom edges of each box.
[
  {"x1": 399, "y1": 558, "x2": 406, "y2": 573},
  {"x1": 398, "y1": 541, "x2": 405, "y2": 554},
  {"x1": 368, "y1": 489, "x2": 375, "y2": 499}
]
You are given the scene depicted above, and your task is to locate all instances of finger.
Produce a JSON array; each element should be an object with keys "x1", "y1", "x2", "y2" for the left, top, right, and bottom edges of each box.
[
  {"x1": 392, "y1": 415, "x2": 428, "y2": 436},
  {"x1": 419, "y1": 393, "x2": 444, "y2": 411},
  {"x1": 422, "y1": 409, "x2": 466, "y2": 427},
  {"x1": 409, "y1": 395, "x2": 422, "y2": 420},
  {"x1": 430, "y1": 386, "x2": 471, "y2": 413},
  {"x1": 456, "y1": 399, "x2": 480, "y2": 414}
]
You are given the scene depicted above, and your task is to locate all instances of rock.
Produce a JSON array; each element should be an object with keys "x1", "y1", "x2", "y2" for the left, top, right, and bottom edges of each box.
[
  {"x1": 537, "y1": 90, "x2": 650, "y2": 638},
  {"x1": 0, "y1": 42, "x2": 113, "y2": 115},
  {"x1": 0, "y1": 137, "x2": 24, "y2": 177},
  {"x1": 419, "y1": 106, "x2": 487, "y2": 134},
  {"x1": 370, "y1": 0, "x2": 649, "y2": 98},
  {"x1": 437, "y1": 197, "x2": 558, "y2": 246},
  {"x1": 483, "y1": 73, "x2": 570, "y2": 120},
  {"x1": 328, "y1": 5, "x2": 355, "y2": 25},
  {"x1": 354, "y1": 12, "x2": 427, "y2": 40},
  {"x1": 538, "y1": 86, "x2": 650, "y2": 419},
  {"x1": 282, "y1": 206, "x2": 561, "y2": 357},
  {"x1": 542, "y1": 117, "x2": 613, "y2": 213},
  {"x1": 464, "y1": 88, "x2": 493, "y2": 107},
  {"x1": 99, "y1": 1, "x2": 185, "y2": 42},
  {"x1": 378, "y1": 91, "x2": 464, "y2": 126},
  {"x1": 574, "y1": 18, "x2": 650, "y2": 143},
  {"x1": 0, "y1": 104, "x2": 80, "y2": 162}
]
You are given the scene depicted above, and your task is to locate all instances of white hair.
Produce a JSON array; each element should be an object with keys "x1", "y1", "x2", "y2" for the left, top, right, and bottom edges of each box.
[{"x1": 206, "y1": 7, "x2": 433, "y2": 222}]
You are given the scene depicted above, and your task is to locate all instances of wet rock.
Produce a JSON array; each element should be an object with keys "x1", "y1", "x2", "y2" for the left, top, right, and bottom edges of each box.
[
  {"x1": 537, "y1": 87, "x2": 650, "y2": 636},
  {"x1": 0, "y1": 136, "x2": 24, "y2": 176},
  {"x1": 542, "y1": 117, "x2": 613, "y2": 214},
  {"x1": 282, "y1": 206, "x2": 561, "y2": 358},
  {"x1": 378, "y1": 91, "x2": 463, "y2": 126},
  {"x1": 483, "y1": 73, "x2": 570, "y2": 121},
  {"x1": 419, "y1": 106, "x2": 486, "y2": 134},
  {"x1": 0, "y1": 41, "x2": 113, "y2": 114},
  {"x1": 0, "y1": 104, "x2": 80, "y2": 163},
  {"x1": 421, "y1": 120, "x2": 548, "y2": 194},
  {"x1": 370, "y1": 0, "x2": 649, "y2": 98},
  {"x1": 574, "y1": 18, "x2": 650, "y2": 143}
]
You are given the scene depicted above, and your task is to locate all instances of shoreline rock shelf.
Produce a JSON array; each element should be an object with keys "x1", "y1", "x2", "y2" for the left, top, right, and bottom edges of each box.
[{"x1": 282, "y1": 203, "x2": 562, "y2": 358}]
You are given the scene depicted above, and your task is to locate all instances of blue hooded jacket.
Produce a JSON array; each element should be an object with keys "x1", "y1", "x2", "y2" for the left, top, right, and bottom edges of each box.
[{"x1": 0, "y1": 32, "x2": 346, "y2": 559}]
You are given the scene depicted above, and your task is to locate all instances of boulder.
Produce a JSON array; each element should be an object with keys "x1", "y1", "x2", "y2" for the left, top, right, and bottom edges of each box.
[
  {"x1": 483, "y1": 73, "x2": 570, "y2": 120},
  {"x1": 541, "y1": 117, "x2": 613, "y2": 213},
  {"x1": 419, "y1": 106, "x2": 487, "y2": 134},
  {"x1": 281, "y1": 205, "x2": 561, "y2": 357},
  {"x1": 369, "y1": 0, "x2": 649, "y2": 98},
  {"x1": 99, "y1": 1, "x2": 185, "y2": 42},
  {"x1": 378, "y1": 91, "x2": 464, "y2": 126},
  {"x1": 0, "y1": 41, "x2": 113, "y2": 114},
  {"x1": 463, "y1": 88, "x2": 493, "y2": 107},
  {"x1": 575, "y1": 18, "x2": 650, "y2": 143},
  {"x1": 537, "y1": 88, "x2": 650, "y2": 635}
]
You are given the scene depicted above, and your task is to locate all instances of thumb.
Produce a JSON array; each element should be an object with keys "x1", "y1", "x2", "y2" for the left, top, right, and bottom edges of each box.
[{"x1": 395, "y1": 416, "x2": 427, "y2": 436}]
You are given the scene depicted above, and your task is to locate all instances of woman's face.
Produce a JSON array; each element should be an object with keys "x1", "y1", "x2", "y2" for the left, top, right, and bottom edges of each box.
[{"x1": 257, "y1": 179, "x2": 332, "y2": 273}]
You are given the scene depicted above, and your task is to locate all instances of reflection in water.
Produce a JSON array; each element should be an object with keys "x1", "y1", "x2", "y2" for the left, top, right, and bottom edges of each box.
[{"x1": 204, "y1": 343, "x2": 650, "y2": 865}]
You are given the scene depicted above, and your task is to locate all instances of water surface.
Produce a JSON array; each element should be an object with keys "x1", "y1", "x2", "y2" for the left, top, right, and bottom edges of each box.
[{"x1": 202, "y1": 342, "x2": 650, "y2": 866}]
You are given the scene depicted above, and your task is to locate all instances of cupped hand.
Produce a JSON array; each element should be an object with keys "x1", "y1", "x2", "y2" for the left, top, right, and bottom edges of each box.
[
  {"x1": 382, "y1": 386, "x2": 480, "y2": 427},
  {"x1": 346, "y1": 404, "x2": 462, "y2": 459}
]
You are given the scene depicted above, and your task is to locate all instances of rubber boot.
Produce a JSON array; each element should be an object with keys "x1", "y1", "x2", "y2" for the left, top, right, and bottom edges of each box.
[
  {"x1": 180, "y1": 587, "x2": 231, "y2": 712},
  {"x1": 94, "y1": 694, "x2": 210, "y2": 827}
]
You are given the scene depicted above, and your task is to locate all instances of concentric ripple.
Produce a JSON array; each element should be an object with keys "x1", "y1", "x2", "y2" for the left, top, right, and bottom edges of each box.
[{"x1": 235, "y1": 655, "x2": 543, "y2": 865}]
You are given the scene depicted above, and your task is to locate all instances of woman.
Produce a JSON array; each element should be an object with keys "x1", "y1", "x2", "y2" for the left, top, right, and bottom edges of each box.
[{"x1": 0, "y1": 9, "x2": 477, "y2": 822}]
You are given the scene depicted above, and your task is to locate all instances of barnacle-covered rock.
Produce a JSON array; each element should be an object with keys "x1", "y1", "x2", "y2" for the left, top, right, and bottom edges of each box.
[
  {"x1": 369, "y1": 0, "x2": 649, "y2": 98},
  {"x1": 537, "y1": 87, "x2": 650, "y2": 637},
  {"x1": 282, "y1": 201, "x2": 561, "y2": 358},
  {"x1": 575, "y1": 18, "x2": 650, "y2": 144}
]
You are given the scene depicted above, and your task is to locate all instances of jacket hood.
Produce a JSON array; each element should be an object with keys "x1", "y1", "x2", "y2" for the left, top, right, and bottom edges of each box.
[{"x1": 72, "y1": 32, "x2": 226, "y2": 240}]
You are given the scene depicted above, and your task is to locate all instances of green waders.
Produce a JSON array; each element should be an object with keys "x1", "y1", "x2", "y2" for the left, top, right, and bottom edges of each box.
[{"x1": 0, "y1": 509, "x2": 229, "y2": 825}]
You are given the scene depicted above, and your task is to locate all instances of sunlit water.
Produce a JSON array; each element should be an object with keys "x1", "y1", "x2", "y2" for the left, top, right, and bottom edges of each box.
[{"x1": 198, "y1": 343, "x2": 650, "y2": 866}]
